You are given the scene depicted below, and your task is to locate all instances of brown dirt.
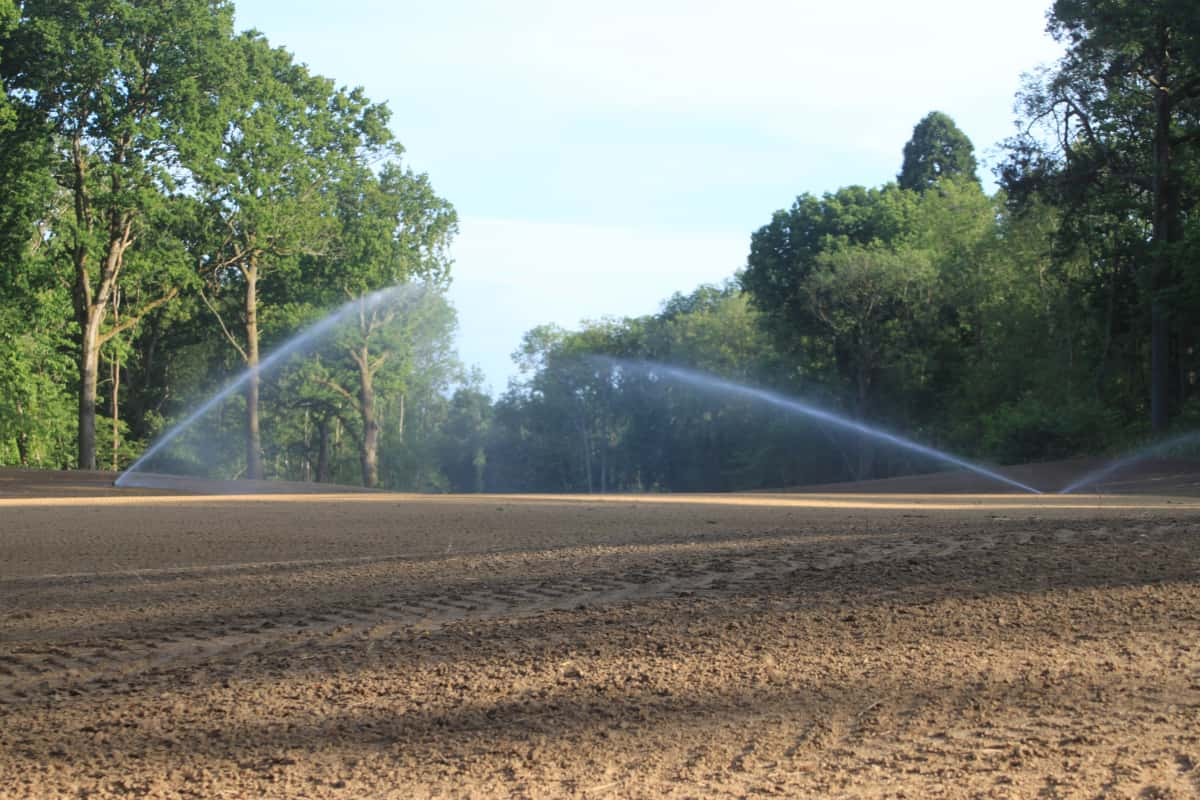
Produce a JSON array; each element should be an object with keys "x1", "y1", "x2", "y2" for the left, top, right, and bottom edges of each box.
[
  {"x1": 2, "y1": 470, "x2": 1200, "y2": 798},
  {"x1": 790, "y1": 457, "x2": 1200, "y2": 496}
]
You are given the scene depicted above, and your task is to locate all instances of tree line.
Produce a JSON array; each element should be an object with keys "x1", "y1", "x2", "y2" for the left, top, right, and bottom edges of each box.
[
  {"x1": 1, "y1": 0, "x2": 1198, "y2": 492},
  {"x1": 438, "y1": 0, "x2": 1200, "y2": 493},
  {"x1": 0, "y1": 0, "x2": 457, "y2": 487}
]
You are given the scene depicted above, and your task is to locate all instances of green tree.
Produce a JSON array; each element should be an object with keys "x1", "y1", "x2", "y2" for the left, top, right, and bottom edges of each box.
[
  {"x1": 1003, "y1": 0, "x2": 1200, "y2": 432},
  {"x1": 309, "y1": 285, "x2": 458, "y2": 488},
  {"x1": 800, "y1": 242, "x2": 935, "y2": 475},
  {"x1": 630, "y1": 286, "x2": 806, "y2": 490},
  {"x1": 439, "y1": 382, "x2": 492, "y2": 492},
  {"x1": 301, "y1": 164, "x2": 457, "y2": 488},
  {"x1": 485, "y1": 284, "x2": 834, "y2": 493},
  {"x1": 0, "y1": 0, "x2": 15, "y2": 134},
  {"x1": 898, "y1": 111, "x2": 980, "y2": 192},
  {"x1": 2, "y1": 0, "x2": 234, "y2": 469},
  {"x1": 512, "y1": 321, "x2": 642, "y2": 493},
  {"x1": 0, "y1": 0, "x2": 56, "y2": 301},
  {"x1": 741, "y1": 184, "x2": 920, "y2": 410},
  {"x1": 0, "y1": 260, "x2": 76, "y2": 467},
  {"x1": 373, "y1": 300, "x2": 460, "y2": 492},
  {"x1": 191, "y1": 32, "x2": 395, "y2": 479}
]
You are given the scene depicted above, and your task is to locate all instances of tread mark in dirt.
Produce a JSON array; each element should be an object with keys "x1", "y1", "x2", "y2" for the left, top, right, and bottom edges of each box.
[{"x1": 0, "y1": 528, "x2": 1051, "y2": 705}]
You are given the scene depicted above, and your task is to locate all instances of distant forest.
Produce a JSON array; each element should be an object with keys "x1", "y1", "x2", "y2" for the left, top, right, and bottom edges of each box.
[{"x1": 1, "y1": 0, "x2": 1199, "y2": 492}]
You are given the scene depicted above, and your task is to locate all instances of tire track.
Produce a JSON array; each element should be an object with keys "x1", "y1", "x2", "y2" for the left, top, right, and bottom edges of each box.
[
  {"x1": 0, "y1": 526, "x2": 1060, "y2": 706},
  {"x1": 1, "y1": 551, "x2": 803, "y2": 703}
]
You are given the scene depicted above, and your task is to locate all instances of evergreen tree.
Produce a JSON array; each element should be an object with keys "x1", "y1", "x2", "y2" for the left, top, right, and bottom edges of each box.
[{"x1": 898, "y1": 111, "x2": 980, "y2": 192}]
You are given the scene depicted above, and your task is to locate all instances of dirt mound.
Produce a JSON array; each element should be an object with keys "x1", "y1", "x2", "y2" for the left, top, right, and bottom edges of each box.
[
  {"x1": 11, "y1": 454, "x2": 1200, "y2": 501},
  {"x1": 0, "y1": 467, "x2": 375, "y2": 498},
  {"x1": 790, "y1": 456, "x2": 1200, "y2": 496}
]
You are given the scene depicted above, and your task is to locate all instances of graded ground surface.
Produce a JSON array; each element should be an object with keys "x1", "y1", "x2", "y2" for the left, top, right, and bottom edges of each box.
[{"x1": 2, "y1": 470, "x2": 1200, "y2": 798}]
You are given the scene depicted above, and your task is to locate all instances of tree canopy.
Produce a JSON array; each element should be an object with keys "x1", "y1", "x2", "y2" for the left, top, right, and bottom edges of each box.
[{"x1": 3, "y1": 0, "x2": 236, "y2": 469}]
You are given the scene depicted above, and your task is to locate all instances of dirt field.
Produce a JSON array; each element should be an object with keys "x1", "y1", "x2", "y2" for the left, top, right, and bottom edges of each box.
[{"x1": 2, "y1": 469, "x2": 1200, "y2": 798}]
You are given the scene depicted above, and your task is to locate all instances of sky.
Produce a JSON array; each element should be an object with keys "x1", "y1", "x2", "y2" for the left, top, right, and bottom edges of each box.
[{"x1": 233, "y1": 0, "x2": 1065, "y2": 394}]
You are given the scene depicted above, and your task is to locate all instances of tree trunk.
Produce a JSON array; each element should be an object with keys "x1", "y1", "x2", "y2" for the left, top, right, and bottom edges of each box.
[
  {"x1": 357, "y1": 347, "x2": 379, "y2": 489},
  {"x1": 1094, "y1": 244, "x2": 1119, "y2": 398},
  {"x1": 15, "y1": 400, "x2": 29, "y2": 466},
  {"x1": 579, "y1": 419, "x2": 593, "y2": 493},
  {"x1": 243, "y1": 264, "x2": 264, "y2": 480},
  {"x1": 1150, "y1": 31, "x2": 1175, "y2": 433},
  {"x1": 69, "y1": 136, "x2": 141, "y2": 472},
  {"x1": 473, "y1": 448, "x2": 485, "y2": 493},
  {"x1": 599, "y1": 434, "x2": 608, "y2": 493},
  {"x1": 316, "y1": 415, "x2": 332, "y2": 483},
  {"x1": 111, "y1": 353, "x2": 120, "y2": 472},
  {"x1": 78, "y1": 311, "x2": 102, "y2": 471},
  {"x1": 72, "y1": 135, "x2": 98, "y2": 472},
  {"x1": 110, "y1": 293, "x2": 121, "y2": 472}
]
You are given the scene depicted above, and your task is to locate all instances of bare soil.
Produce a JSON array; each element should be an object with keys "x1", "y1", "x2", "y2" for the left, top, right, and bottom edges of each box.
[
  {"x1": 789, "y1": 457, "x2": 1200, "y2": 496},
  {"x1": 2, "y1": 467, "x2": 1199, "y2": 798}
]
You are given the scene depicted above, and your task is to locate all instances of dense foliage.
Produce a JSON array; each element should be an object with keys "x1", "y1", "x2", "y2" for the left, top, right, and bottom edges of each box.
[
  {"x1": 0, "y1": 0, "x2": 459, "y2": 486},
  {"x1": 1, "y1": 0, "x2": 1197, "y2": 491},
  {"x1": 1001, "y1": 0, "x2": 1200, "y2": 433}
]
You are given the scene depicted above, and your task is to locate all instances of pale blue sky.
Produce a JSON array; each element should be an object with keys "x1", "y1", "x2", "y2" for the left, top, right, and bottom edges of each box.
[{"x1": 233, "y1": 0, "x2": 1064, "y2": 393}]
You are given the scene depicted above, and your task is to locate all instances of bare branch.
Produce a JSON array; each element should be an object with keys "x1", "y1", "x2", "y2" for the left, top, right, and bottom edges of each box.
[
  {"x1": 368, "y1": 351, "x2": 390, "y2": 377},
  {"x1": 198, "y1": 287, "x2": 249, "y2": 362},
  {"x1": 99, "y1": 287, "x2": 179, "y2": 345},
  {"x1": 314, "y1": 376, "x2": 360, "y2": 411},
  {"x1": 1061, "y1": 95, "x2": 1100, "y2": 151}
]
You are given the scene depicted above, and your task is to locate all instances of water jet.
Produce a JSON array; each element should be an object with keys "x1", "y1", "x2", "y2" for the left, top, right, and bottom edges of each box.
[
  {"x1": 1059, "y1": 431, "x2": 1200, "y2": 494},
  {"x1": 116, "y1": 285, "x2": 421, "y2": 488},
  {"x1": 598, "y1": 359, "x2": 1042, "y2": 494}
]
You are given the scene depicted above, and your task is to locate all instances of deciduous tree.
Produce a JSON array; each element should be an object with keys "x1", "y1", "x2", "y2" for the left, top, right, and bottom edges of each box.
[
  {"x1": 301, "y1": 164, "x2": 457, "y2": 488},
  {"x1": 192, "y1": 33, "x2": 395, "y2": 479},
  {"x1": 1002, "y1": 0, "x2": 1200, "y2": 432},
  {"x1": 3, "y1": 0, "x2": 234, "y2": 469}
]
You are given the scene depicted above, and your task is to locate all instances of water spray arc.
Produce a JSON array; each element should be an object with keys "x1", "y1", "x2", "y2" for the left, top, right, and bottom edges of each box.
[
  {"x1": 601, "y1": 359, "x2": 1042, "y2": 495},
  {"x1": 116, "y1": 285, "x2": 411, "y2": 487},
  {"x1": 1059, "y1": 431, "x2": 1200, "y2": 494}
]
